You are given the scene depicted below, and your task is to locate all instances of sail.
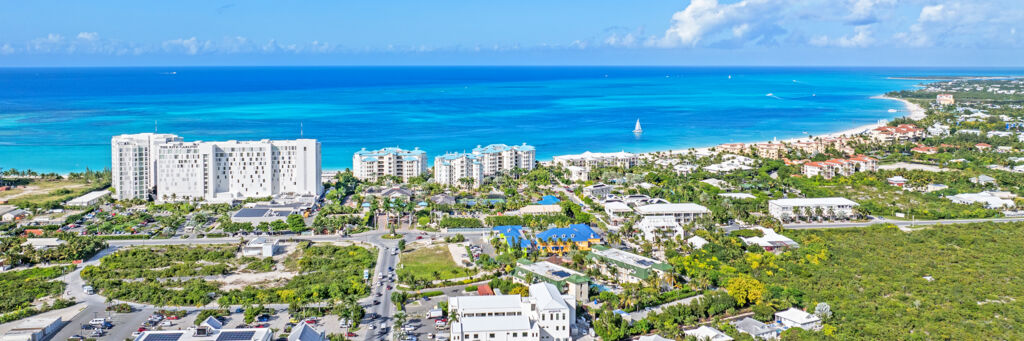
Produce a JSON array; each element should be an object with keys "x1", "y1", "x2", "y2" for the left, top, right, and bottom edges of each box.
[{"x1": 633, "y1": 119, "x2": 643, "y2": 133}]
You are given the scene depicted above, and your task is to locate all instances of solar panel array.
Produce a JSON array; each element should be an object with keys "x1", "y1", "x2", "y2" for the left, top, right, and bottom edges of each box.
[
  {"x1": 551, "y1": 270, "x2": 570, "y2": 278},
  {"x1": 142, "y1": 333, "x2": 184, "y2": 341},
  {"x1": 216, "y1": 331, "x2": 257, "y2": 341}
]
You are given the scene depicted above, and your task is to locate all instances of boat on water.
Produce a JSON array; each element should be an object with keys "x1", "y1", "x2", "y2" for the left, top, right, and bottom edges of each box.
[
  {"x1": 633, "y1": 119, "x2": 643, "y2": 134},
  {"x1": 888, "y1": 109, "x2": 898, "y2": 113}
]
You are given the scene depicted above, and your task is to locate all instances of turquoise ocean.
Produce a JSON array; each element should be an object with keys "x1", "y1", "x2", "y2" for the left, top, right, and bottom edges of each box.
[{"x1": 1, "y1": 67, "x2": 1020, "y2": 173}]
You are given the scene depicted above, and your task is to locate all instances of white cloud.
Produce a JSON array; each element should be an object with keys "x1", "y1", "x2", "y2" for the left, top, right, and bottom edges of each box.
[
  {"x1": 846, "y1": 0, "x2": 895, "y2": 24},
  {"x1": 76, "y1": 32, "x2": 99, "y2": 41},
  {"x1": 812, "y1": 25, "x2": 875, "y2": 47},
  {"x1": 0, "y1": 43, "x2": 15, "y2": 55},
  {"x1": 656, "y1": 0, "x2": 784, "y2": 47}
]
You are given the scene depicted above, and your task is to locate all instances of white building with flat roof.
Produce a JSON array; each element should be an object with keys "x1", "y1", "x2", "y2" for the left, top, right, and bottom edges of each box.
[
  {"x1": 634, "y1": 203, "x2": 711, "y2": 226},
  {"x1": 156, "y1": 139, "x2": 322, "y2": 203},
  {"x1": 767, "y1": 197, "x2": 858, "y2": 220},
  {"x1": 553, "y1": 151, "x2": 638, "y2": 170},
  {"x1": 353, "y1": 147, "x2": 427, "y2": 182},
  {"x1": 449, "y1": 283, "x2": 575, "y2": 341},
  {"x1": 774, "y1": 308, "x2": 822, "y2": 331},
  {"x1": 434, "y1": 144, "x2": 535, "y2": 187},
  {"x1": 241, "y1": 237, "x2": 278, "y2": 258},
  {"x1": 134, "y1": 317, "x2": 276, "y2": 341},
  {"x1": 683, "y1": 326, "x2": 733, "y2": 341},
  {"x1": 434, "y1": 153, "x2": 484, "y2": 188},
  {"x1": 111, "y1": 133, "x2": 183, "y2": 200},
  {"x1": 635, "y1": 215, "x2": 685, "y2": 241},
  {"x1": 66, "y1": 190, "x2": 111, "y2": 207}
]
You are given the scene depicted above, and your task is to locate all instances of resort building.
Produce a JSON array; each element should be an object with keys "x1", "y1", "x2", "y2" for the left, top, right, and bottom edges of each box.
[
  {"x1": 448, "y1": 282, "x2": 576, "y2": 341},
  {"x1": 774, "y1": 308, "x2": 822, "y2": 331},
  {"x1": 111, "y1": 133, "x2": 183, "y2": 200},
  {"x1": 534, "y1": 224, "x2": 602, "y2": 254},
  {"x1": 352, "y1": 147, "x2": 427, "y2": 182},
  {"x1": 868, "y1": 124, "x2": 924, "y2": 143},
  {"x1": 936, "y1": 93, "x2": 955, "y2": 105},
  {"x1": 564, "y1": 166, "x2": 588, "y2": 182},
  {"x1": 738, "y1": 227, "x2": 800, "y2": 253},
  {"x1": 156, "y1": 139, "x2": 322, "y2": 203},
  {"x1": 753, "y1": 142, "x2": 787, "y2": 160},
  {"x1": 434, "y1": 143, "x2": 536, "y2": 187},
  {"x1": 553, "y1": 151, "x2": 638, "y2": 170},
  {"x1": 633, "y1": 203, "x2": 711, "y2": 226},
  {"x1": 513, "y1": 260, "x2": 590, "y2": 302},
  {"x1": 635, "y1": 215, "x2": 685, "y2": 241},
  {"x1": 767, "y1": 197, "x2": 859, "y2": 220},
  {"x1": 587, "y1": 245, "x2": 672, "y2": 284},
  {"x1": 801, "y1": 155, "x2": 877, "y2": 180},
  {"x1": 434, "y1": 153, "x2": 484, "y2": 188}
]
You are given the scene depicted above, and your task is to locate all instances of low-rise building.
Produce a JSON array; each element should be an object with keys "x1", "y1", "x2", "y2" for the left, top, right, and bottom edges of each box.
[
  {"x1": 2, "y1": 316, "x2": 64, "y2": 341},
  {"x1": 448, "y1": 282, "x2": 575, "y2": 341},
  {"x1": 887, "y1": 176, "x2": 908, "y2": 188},
  {"x1": 517, "y1": 205, "x2": 563, "y2": 215},
  {"x1": 535, "y1": 224, "x2": 602, "y2": 254},
  {"x1": 603, "y1": 201, "x2": 632, "y2": 225},
  {"x1": 636, "y1": 215, "x2": 685, "y2": 241},
  {"x1": 512, "y1": 261, "x2": 589, "y2": 302},
  {"x1": 936, "y1": 93, "x2": 955, "y2": 105},
  {"x1": 553, "y1": 151, "x2": 638, "y2": 170},
  {"x1": 767, "y1": 197, "x2": 859, "y2": 220},
  {"x1": 869, "y1": 124, "x2": 923, "y2": 142},
  {"x1": 731, "y1": 317, "x2": 777, "y2": 340},
  {"x1": 133, "y1": 317, "x2": 278, "y2": 341},
  {"x1": 683, "y1": 326, "x2": 733, "y2": 341},
  {"x1": 774, "y1": 308, "x2": 822, "y2": 331},
  {"x1": 565, "y1": 166, "x2": 588, "y2": 182},
  {"x1": 969, "y1": 174, "x2": 997, "y2": 185},
  {"x1": 1, "y1": 209, "x2": 30, "y2": 222},
  {"x1": 241, "y1": 237, "x2": 278, "y2": 258},
  {"x1": 686, "y1": 235, "x2": 709, "y2": 249},
  {"x1": 587, "y1": 245, "x2": 672, "y2": 284},
  {"x1": 738, "y1": 227, "x2": 799, "y2": 253},
  {"x1": 66, "y1": 190, "x2": 111, "y2": 207},
  {"x1": 948, "y1": 192, "x2": 1016, "y2": 209},
  {"x1": 21, "y1": 238, "x2": 65, "y2": 250},
  {"x1": 634, "y1": 203, "x2": 711, "y2": 226},
  {"x1": 493, "y1": 225, "x2": 532, "y2": 251},
  {"x1": 582, "y1": 183, "x2": 613, "y2": 199}
]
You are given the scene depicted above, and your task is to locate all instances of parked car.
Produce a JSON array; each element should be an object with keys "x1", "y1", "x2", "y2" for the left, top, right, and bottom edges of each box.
[{"x1": 345, "y1": 332, "x2": 357, "y2": 337}]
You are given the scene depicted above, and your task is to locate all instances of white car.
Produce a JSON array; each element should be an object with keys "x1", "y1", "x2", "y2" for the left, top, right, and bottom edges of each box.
[
  {"x1": 159, "y1": 321, "x2": 174, "y2": 327},
  {"x1": 369, "y1": 324, "x2": 376, "y2": 330}
]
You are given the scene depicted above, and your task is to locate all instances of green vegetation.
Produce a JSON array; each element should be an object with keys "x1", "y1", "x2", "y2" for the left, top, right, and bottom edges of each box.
[
  {"x1": 218, "y1": 244, "x2": 375, "y2": 305},
  {"x1": 0, "y1": 265, "x2": 73, "y2": 314},
  {"x1": 763, "y1": 223, "x2": 1024, "y2": 340},
  {"x1": 438, "y1": 217, "x2": 483, "y2": 228},
  {"x1": 1, "y1": 169, "x2": 110, "y2": 210},
  {"x1": 396, "y1": 246, "x2": 477, "y2": 287},
  {"x1": 0, "y1": 234, "x2": 107, "y2": 266}
]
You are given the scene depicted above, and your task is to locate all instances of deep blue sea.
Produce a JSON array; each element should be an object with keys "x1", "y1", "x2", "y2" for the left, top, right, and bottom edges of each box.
[{"x1": 1, "y1": 66, "x2": 1021, "y2": 173}]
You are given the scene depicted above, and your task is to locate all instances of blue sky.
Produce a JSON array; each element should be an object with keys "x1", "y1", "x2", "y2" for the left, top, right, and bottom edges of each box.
[{"x1": 1, "y1": 0, "x2": 1022, "y2": 66}]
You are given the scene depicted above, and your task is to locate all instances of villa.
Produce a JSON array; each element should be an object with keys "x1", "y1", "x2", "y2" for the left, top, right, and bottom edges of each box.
[
  {"x1": 738, "y1": 227, "x2": 800, "y2": 253},
  {"x1": 775, "y1": 308, "x2": 822, "y2": 331}
]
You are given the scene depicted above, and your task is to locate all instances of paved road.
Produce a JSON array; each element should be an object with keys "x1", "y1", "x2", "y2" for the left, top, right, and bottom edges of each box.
[{"x1": 784, "y1": 216, "x2": 1024, "y2": 229}]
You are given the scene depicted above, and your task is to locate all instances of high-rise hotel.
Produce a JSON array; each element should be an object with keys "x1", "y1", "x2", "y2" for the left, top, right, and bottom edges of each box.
[
  {"x1": 434, "y1": 143, "x2": 535, "y2": 187},
  {"x1": 111, "y1": 133, "x2": 322, "y2": 202}
]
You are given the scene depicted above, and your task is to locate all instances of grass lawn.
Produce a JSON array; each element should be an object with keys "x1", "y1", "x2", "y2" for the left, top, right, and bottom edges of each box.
[
  {"x1": 1, "y1": 179, "x2": 98, "y2": 206},
  {"x1": 396, "y1": 246, "x2": 477, "y2": 284},
  {"x1": 766, "y1": 223, "x2": 1024, "y2": 340}
]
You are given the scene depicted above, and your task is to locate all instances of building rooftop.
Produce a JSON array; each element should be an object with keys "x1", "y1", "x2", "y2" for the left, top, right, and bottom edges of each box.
[
  {"x1": 529, "y1": 282, "x2": 569, "y2": 311},
  {"x1": 769, "y1": 197, "x2": 859, "y2": 207},
  {"x1": 683, "y1": 326, "x2": 733, "y2": 341},
  {"x1": 518, "y1": 260, "x2": 586, "y2": 282},
  {"x1": 776, "y1": 308, "x2": 821, "y2": 324},
  {"x1": 634, "y1": 203, "x2": 711, "y2": 215},
  {"x1": 535, "y1": 224, "x2": 600, "y2": 243},
  {"x1": 450, "y1": 295, "x2": 524, "y2": 312},
  {"x1": 731, "y1": 317, "x2": 775, "y2": 336},
  {"x1": 66, "y1": 190, "x2": 111, "y2": 206},
  {"x1": 452, "y1": 315, "x2": 532, "y2": 333},
  {"x1": 589, "y1": 245, "x2": 671, "y2": 272}
]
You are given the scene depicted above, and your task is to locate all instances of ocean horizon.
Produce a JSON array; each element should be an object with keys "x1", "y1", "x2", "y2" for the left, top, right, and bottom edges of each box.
[{"x1": 2, "y1": 66, "x2": 1022, "y2": 173}]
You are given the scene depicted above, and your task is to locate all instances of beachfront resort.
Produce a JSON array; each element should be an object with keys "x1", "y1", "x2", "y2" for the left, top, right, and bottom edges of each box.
[{"x1": 5, "y1": 78, "x2": 1024, "y2": 341}]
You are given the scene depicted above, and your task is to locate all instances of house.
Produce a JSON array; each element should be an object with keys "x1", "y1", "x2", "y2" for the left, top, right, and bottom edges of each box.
[
  {"x1": 534, "y1": 224, "x2": 602, "y2": 254},
  {"x1": 240, "y1": 237, "x2": 278, "y2": 258},
  {"x1": 603, "y1": 201, "x2": 632, "y2": 225},
  {"x1": 634, "y1": 203, "x2": 711, "y2": 226},
  {"x1": 565, "y1": 165, "x2": 588, "y2": 182},
  {"x1": 975, "y1": 143, "x2": 992, "y2": 151},
  {"x1": 287, "y1": 322, "x2": 326, "y2": 341},
  {"x1": 512, "y1": 260, "x2": 589, "y2": 301},
  {"x1": 910, "y1": 145, "x2": 938, "y2": 155},
  {"x1": 582, "y1": 183, "x2": 613, "y2": 199},
  {"x1": 430, "y1": 194, "x2": 456, "y2": 205},
  {"x1": 739, "y1": 227, "x2": 799, "y2": 253},
  {"x1": 775, "y1": 308, "x2": 822, "y2": 331},
  {"x1": 925, "y1": 183, "x2": 949, "y2": 193},
  {"x1": 719, "y1": 193, "x2": 756, "y2": 200},
  {"x1": 887, "y1": 176, "x2": 908, "y2": 188},
  {"x1": 587, "y1": 245, "x2": 672, "y2": 284},
  {"x1": 683, "y1": 326, "x2": 734, "y2": 341},
  {"x1": 687, "y1": 235, "x2": 709, "y2": 249},
  {"x1": 674, "y1": 163, "x2": 699, "y2": 175},
  {"x1": 969, "y1": 174, "x2": 997, "y2": 185},
  {"x1": 731, "y1": 317, "x2": 778, "y2": 340},
  {"x1": 700, "y1": 178, "x2": 730, "y2": 189},
  {"x1": 948, "y1": 192, "x2": 1016, "y2": 209},
  {"x1": 767, "y1": 197, "x2": 859, "y2": 220},
  {"x1": 517, "y1": 205, "x2": 563, "y2": 215},
  {"x1": 637, "y1": 335, "x2": 674, "y2": 341},
  {"x1": 1, "y1": 209, "x2": 29, "y2": 222}
]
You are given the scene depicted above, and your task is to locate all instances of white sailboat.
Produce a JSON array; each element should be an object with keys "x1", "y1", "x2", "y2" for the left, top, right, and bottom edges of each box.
[{"x1": 633, "y1": 119, "x2": 643, "y2": 134}]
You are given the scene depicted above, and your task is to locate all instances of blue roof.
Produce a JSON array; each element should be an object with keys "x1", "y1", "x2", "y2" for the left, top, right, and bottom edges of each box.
[
  {"x1": 536, "y1": 224, "x2": 600, "y2": 243},
  {"x1": 536, "y1": 195, "x2": 561, "y2": 205},
  {"x1": 493, "y1": 225, "x2": 531, "y2": 248},
  {"x1": 417, "y1": 201, "x2": 428, "y2": 206},
  {"x1": 361, "y1": 203, "x2": 371, "y2": 207}
]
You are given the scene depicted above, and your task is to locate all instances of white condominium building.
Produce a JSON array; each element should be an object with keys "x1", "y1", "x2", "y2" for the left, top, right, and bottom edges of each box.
[
  {"x1": 434, "y1": 143, "x2": 536, "y2": 187},
  {"x1": 767, "y1": 197, "x2": 859, "y2": 220},
  {"x1": 156, "y1": 139, "x2": 322, "y2": 203},
  {"x1": 553, "y1": 151, "x2": 638, "y2": 170},
  {"x1": 111, "y1": 133, "x2": 183, "y2": 200},
  {"x1": 472, "y1": 143, "x2": 536, "y2": 174},
  {"x1": 434, "y1": 153, "x2": 484, "y2": 188},
  {"x1": 634, "y1": 203, "x2": 711, "y2": 226},
  {"x1": 449, "y1": 282, "x2": 576, "y2": 341},
  {"x1": 353, "y1": 147, "x2": 427, "y2": 182}
]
